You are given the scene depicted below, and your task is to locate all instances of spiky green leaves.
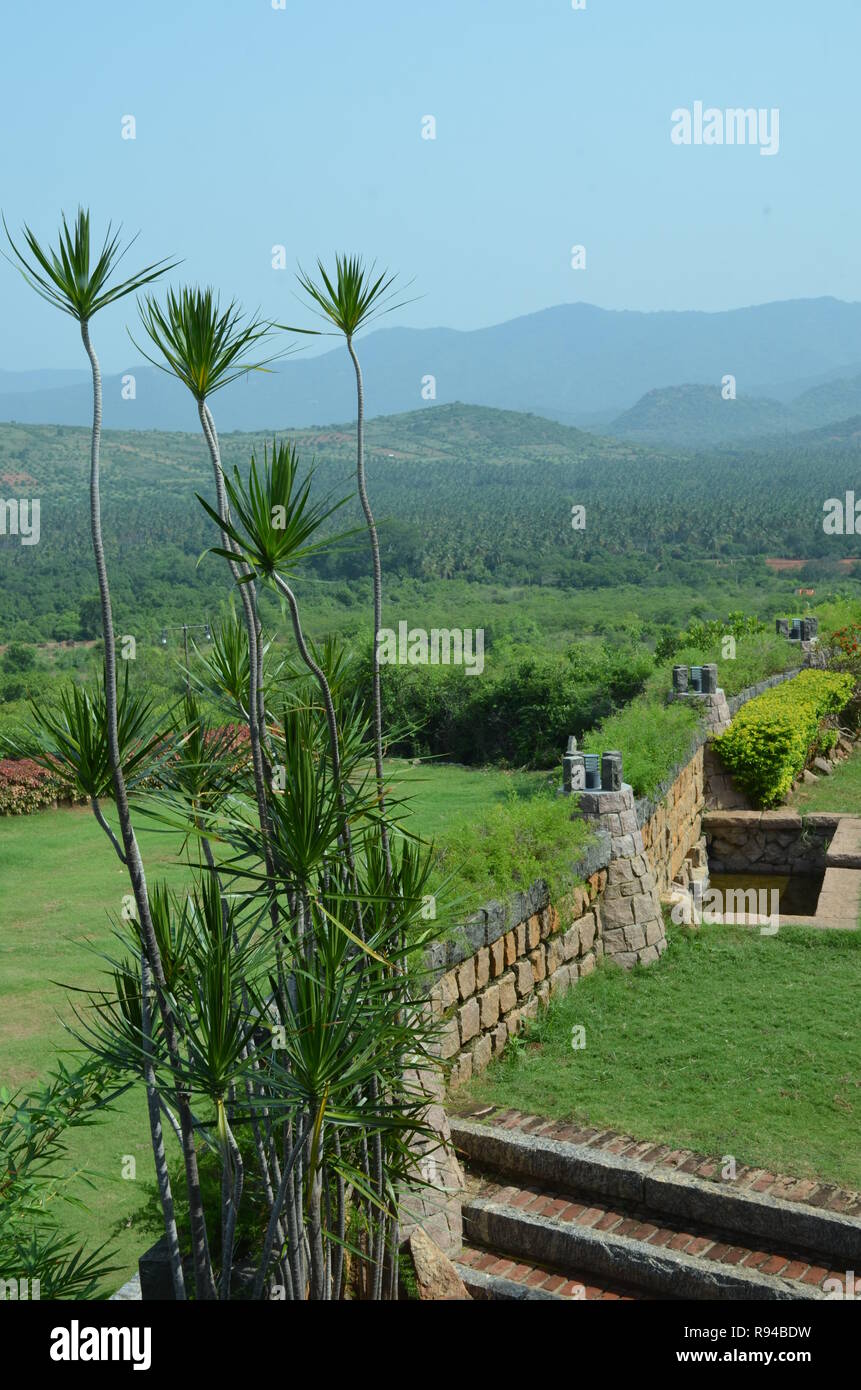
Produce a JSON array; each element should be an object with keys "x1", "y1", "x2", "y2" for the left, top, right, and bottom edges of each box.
[
  {"x1": 296, "y1": 254, "x2": 405, "y2": 339},
  {"x1": 135, "y1": 285, "x2": 282, "y2": 400},
  {"x1": 2, "y1": 207, "x2": 176, "y2": 321},
  {"x1": 197, "y1": 439, "x2": 355, "y2": 579},
  {"x1": 2, "y1": 669, "x2": 161, "y2": 800}
]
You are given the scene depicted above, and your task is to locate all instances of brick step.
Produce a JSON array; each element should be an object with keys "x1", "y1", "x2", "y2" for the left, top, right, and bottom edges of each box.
[
  {"x1": 463, "y1": 1180, "x2": 842, "y2": 1300},
  {"x1": 451, "y1": 1113, "x2": 861, "y2": 1270},
  {"x1": 456, "y1": 1242, "x2": 647, "y2": 1300}
]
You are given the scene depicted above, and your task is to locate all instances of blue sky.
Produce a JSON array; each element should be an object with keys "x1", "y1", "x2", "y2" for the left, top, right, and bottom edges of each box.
[{"x1": 0, "y1": 0, "x2": 856, "y2": 369}]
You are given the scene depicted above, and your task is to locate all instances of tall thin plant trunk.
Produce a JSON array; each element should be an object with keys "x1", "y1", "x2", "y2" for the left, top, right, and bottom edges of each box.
[
  {"x1": 81, "y1": 319, "x2": 216, "y2": 1301},
  {"x1": 347, "y1": 336, "x2": 392, "y2": 880}
]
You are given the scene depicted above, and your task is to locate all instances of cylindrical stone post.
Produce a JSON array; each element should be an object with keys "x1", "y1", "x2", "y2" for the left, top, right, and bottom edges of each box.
[
  {"x1": 776, "y1": 618, "x2": 789, "y2": 638},
  {"x1": 702, "y1": 664, "x2": 718, "y2": 695},
  {"x1": 601, "y1": 750, "x2": 623, "y2": 792},
  {"x1": 672, "y1": 664, "x2": 688, "y2": 694},
  {"x1": 563, "y1": 751, "x2": 585, "y2": 794}
]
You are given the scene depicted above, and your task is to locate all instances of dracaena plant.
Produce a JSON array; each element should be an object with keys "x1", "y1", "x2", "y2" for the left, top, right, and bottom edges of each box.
[
  {"x1": 1, "y1": 208, "x2": 201, "y2": 1300},
  {"x1": 297, "y1": 256, "x2": 412, "y2": 883},
  {"x1": 134, "y1": 285, "x2": 289, "y2": 934}
]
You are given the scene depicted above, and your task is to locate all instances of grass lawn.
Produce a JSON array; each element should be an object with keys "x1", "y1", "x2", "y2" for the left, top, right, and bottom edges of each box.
[
  {"x1": 789, "y1": 744, "x2": 861, "y2": 814},
  {"x1": 0, "y1": 760, "x2": 549, "y2": 1290},
  {"x1": 463, "y1": 923, "x2": 861, "y2": 1191}
]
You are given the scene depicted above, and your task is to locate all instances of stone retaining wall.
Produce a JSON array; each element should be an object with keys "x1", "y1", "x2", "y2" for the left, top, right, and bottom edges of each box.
[
  {"x1": 427, "y1": 866, "x2": 609, "y2": 1091},
  {"x1": 636, "y1": 667, "x2": 803, "y2": 894},
  {"x1": 704, "y1": 809, "x2": 832, "y2": 875}
]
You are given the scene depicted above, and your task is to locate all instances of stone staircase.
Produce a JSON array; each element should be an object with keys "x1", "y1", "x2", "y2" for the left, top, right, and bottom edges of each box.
[{"x1": 450, "y1": 1107, "x2": 861, "y2": 1301}]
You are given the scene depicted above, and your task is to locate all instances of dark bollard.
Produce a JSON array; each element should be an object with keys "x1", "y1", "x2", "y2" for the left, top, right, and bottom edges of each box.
[{"x1": 601, "y1": 751, "x2": 623, "y2": 791}]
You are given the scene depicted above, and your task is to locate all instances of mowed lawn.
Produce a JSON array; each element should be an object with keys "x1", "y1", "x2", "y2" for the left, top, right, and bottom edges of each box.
[
  {"x1": 790, "y1": 743, "x2": 861, "y2": 813},
  {"x1": 0, "y1": 760, "x2": 546, "y2": 1288},
  {"x1": 464, "y1": 923, "x2": 861, "y2": 1191}
]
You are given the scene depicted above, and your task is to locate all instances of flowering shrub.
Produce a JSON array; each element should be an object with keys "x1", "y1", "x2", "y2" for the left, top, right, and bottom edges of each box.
[
  {"x1": 0, "y1": 758, "x2": 82, "y2": 815},
  {"x1": 0, "y1": 724, "x2": 250, "y2": 815},
  {"x1": 712, "y1": 669, "x2": 855, "y2": 808}
]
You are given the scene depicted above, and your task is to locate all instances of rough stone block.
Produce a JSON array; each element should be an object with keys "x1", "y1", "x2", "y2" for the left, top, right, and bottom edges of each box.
[
  {"x1": 449, "y1": 1051, "x2": 472, "y2": 1088},
  {"x1": 489, "y1": 938, "x2": 505, "y2": 977},
  {"x1": 579, "y1": 952, "x2": 596, "y2": 979},
  {"x1": 479, "y1": 984, "x2": 500, "y2": 1030},
  {"x1": 499, "y1": 971, "x2": 518, "y2": 1013},
  {"x1": 549, "y1": 965, "x2": 571, "y2": 997},
  {"x1": 472, "y1": 1033, "x2": 492, "y2": 1073},
  {"x1": 456, "y1": 957, "x2": 475, "y2": 1001},
  {"x1": 603, "y1": 927, "x2": 626, "y2": 954},
  {"x1": 527, "y1": 915, "x2": 541, "y2": 950},
  {"x1": 475, "y1": 947, "x2": 490, "y2": 991},
  {"x1": 624, "y1": 924, "x2": 646, "y2": 951},
  {"x1": 632, "y1": 893, "x2": 657, "y2": 924},
  {"x1": 492, "y1": 1021, "x2": 509, "y2": 1056},
  {"x1": 638, "y1": 945, "x2": 660, "y2": 965},
  {"x1": 602, "y1": 896, "x2": 634, "y2": 928},
  {"x1": 458, "y1": 997, "x2": 480, "y2": 1044},
  {"x1": 514, "y1": 959, "x2": 534, "y2": 996},
  {"x1": 645, "y1": 919, "x2": 664, "y2": 946},
  {"x1": 438, "y1": 1018, "x2": 460, "y2": 1060},
  {"x1": 529, "y1": 946, "x2": 546, "y2": 982},
  {"x1": 578, "y1": 912, "x2": 597, "y2": 952}
]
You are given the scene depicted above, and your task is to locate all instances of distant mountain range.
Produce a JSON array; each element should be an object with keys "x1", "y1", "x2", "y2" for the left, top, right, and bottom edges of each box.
[
  {"x1": 606, "y1": 372, "x2": 861, "y2": 448},
  {"x1": 3, "y1": 297, "x2": 861, "y2": 437}
]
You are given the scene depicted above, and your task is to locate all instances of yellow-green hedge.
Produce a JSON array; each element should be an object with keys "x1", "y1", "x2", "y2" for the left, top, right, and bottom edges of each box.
[{"x1": 712, "y1": 670, "x2": 855, "y2": 808}]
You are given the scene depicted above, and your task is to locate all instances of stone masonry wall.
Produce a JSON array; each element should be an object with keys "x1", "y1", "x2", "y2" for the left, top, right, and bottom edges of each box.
[
  {"x1": 427, "y1": 868, "x2": 608, "y2": 1092},
  {"x1": 637, "y1": 668, "x2": 804, "y2": 896}
]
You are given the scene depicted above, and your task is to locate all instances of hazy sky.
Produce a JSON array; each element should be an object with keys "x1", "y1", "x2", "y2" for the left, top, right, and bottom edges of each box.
[{"x1": 1, "y1": 0, "x2": 856, "y2": 370}]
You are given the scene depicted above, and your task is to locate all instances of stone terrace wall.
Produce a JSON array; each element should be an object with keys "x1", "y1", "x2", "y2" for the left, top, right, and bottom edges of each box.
[
  {"x1": 425, "y1": 840, "x2": 611, "y2": 1091},
  {"x1": 636, "y1": 668, "x2": 803, "y2": 896}
]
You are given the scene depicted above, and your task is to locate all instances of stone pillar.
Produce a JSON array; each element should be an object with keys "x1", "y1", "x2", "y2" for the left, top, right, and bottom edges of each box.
[
  {"x1": 672, "y1": 664, "x2": 689, "y2": 694},
  {"x1": 574, "y1": 783, "x2": 667, "y2": 968}
]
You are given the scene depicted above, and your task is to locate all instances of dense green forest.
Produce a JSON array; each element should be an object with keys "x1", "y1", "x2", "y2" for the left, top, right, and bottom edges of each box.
[{"x1": 2, "y1": 403, "x2": 860, "y2": 647}]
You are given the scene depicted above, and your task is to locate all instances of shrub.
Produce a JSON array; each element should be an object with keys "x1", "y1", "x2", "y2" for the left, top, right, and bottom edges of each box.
[
  {"x1": 711, "y1": 670, "x2": 855, "y2": 807},
  {"x1": 0, "y1": 757, "x2": 77, "y2": 814}
]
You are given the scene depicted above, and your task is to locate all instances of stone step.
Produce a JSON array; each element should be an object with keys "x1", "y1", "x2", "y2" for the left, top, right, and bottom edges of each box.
[
  {"x1": 456, "y1": 1243, "x2": 645, "y2": 1299},
  {"x1": 825, "y1": 817, "x2": 861, "y2": 869},
  {"x1": 463, "y1": 1182, "x2": 843, "y2": 1301},
  {"x1": 451, "y1": 1116, "x2": 861, "y2": 1267}
]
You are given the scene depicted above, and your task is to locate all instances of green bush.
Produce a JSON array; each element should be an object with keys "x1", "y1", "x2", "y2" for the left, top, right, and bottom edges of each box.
[{"x1": 712, "y1": 670, "x2": 855, "y2": 807}]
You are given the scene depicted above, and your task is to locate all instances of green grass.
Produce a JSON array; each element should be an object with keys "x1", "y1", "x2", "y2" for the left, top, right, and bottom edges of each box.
[
  {"x1": 790, "y1": 744, "x2": 861, "y2": 813},
  {"x1": 464, "y1": 923, "x2": 861, "y2": 1190}
]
